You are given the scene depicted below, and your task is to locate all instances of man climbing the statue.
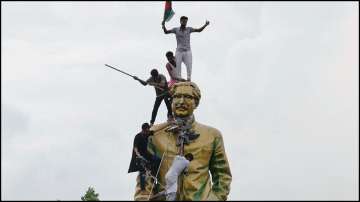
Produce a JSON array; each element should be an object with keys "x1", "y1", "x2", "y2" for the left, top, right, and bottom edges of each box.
[
  {"x1": 150, "y1": 153, "x2": 194, "y2": 201},
  {"x1": 128, "y1": 123, "x2": 161, "y2": 191},
  {"x1": 134, "y1": 82, "x2": 232, "y2": 201}
]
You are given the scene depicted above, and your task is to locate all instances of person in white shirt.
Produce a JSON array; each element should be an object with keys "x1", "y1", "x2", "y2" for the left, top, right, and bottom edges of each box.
[{"x1": 150, "y1": 153, "x2": 193, "y2": 201}]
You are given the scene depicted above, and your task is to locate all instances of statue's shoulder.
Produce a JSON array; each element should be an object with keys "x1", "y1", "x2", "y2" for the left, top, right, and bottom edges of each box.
[
  {"x1": 194, "y1": 121, "x2": 223, "y2": 138},
  {"x1": 148, "y1": 122, "x2": 171, "y2": 144},
  {"x1": 150, "y1": 122, "x2": 171, "y2": 135}
]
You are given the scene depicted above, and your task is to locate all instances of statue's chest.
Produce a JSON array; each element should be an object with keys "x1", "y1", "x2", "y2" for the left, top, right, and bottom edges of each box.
[{"x1": 154, "y1": 130, "x2": 214, "y2": 168}]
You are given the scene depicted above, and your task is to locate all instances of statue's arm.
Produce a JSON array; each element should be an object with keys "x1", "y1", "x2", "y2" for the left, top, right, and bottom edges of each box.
[
  {"x1": 208, "y1": 133, "x2": 232, "y2": 201},
  {"x1": 134, "y1": 137, "x2": 157, "y2": 201}
]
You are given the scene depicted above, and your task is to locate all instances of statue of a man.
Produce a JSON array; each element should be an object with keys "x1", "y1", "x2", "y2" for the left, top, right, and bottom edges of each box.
[{"x1": 134, "y1": 82, "x2": 232, "y2": 201}]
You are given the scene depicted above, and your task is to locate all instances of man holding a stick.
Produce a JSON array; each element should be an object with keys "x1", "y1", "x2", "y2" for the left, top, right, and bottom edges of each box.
[
  {"x1": 133, "y1": 69, "x2": 173, "y2": 126},
  {"x1": 104, "y1": 64, "x2": 173, "y2": 126}
]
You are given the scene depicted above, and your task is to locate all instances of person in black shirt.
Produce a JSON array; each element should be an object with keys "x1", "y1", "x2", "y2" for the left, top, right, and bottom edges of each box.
[
  {"x1": 128, "y1": 123, "x2": 159, "y2": 190},
  {"x1": 134, "y1": 69, "x2": 173, "y2": 126}
]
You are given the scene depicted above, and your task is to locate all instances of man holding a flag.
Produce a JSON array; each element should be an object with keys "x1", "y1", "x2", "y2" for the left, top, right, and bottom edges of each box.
[{"x1": 162, "y1": 2, "x2": 210, "y2": 82}]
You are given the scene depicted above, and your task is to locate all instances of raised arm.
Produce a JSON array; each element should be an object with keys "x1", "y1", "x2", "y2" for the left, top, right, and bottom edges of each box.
[
  {"x1": 208, "y1": 133, "x2": 232, "y2": 201},
  {"x1": 192, "y1": 20, "x2": 210, "y2": 33},
  {"x1": 162, "y1": 21, "x2": 172, "y2": 34}
]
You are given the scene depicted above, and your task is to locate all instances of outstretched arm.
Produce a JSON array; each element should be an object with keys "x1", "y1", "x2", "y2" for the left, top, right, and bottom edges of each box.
[
  {"x1": 133, "y1": 77, "x2": 166, "y2": 91},
  {"x1": 133, "y1": 76, "x2": 148, "y2": 86},
  {"x1": 192, "y1": 20, "x2": 210, "y2": 32},
  {"x1": 147, "y1": 82, "x2": 166, "y2": 91}
]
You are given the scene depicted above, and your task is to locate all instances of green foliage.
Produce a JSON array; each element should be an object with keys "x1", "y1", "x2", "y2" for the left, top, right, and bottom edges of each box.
[{"x1": 81, "y1": 186, "x2": 100, "y2": 201}]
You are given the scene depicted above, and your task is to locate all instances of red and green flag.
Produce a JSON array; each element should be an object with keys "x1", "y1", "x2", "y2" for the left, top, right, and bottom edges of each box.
[{"x1": 163, "y1": 1, "x2": 175, "y2": 22}]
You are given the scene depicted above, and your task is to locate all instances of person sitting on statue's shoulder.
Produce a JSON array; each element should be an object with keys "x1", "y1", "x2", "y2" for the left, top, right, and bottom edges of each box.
[{"x1": 134, "y1": 81, "x2": 232, "y2": 201}]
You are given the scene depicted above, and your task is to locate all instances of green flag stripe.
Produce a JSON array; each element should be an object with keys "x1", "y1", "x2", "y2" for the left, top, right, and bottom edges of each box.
[{"x1": 164, "y1": 9, "x2": 175, "y2": 22}]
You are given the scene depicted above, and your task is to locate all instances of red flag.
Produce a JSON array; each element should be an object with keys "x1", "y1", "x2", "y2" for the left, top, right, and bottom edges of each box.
[{"x1": 163, "y1": 1, "x2": 175, "y2": 22}]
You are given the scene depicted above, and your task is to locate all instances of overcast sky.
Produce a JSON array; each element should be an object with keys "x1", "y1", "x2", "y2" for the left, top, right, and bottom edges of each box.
[{"x1": 1, "y1": 1, "x2": 359, "y2": 201}]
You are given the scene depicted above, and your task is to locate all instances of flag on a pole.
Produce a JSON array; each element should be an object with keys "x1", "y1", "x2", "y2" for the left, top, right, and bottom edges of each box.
[{"x1": 163, "y1": 1, "x2": 175, "y2": 22}]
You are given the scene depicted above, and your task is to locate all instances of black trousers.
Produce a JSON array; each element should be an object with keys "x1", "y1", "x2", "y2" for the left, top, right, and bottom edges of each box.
[
  {"x1": 150, "y1": 94, "x2": 172, "y2": 124},
  {"x1": 139, "y1": 170, "x2": 146, "y2": 190}
]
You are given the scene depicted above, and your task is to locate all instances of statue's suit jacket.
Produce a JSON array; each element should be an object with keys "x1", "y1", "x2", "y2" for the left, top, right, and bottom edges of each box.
[{"x1": 134, "y1": 121, "x2": 232, "y2": 201}]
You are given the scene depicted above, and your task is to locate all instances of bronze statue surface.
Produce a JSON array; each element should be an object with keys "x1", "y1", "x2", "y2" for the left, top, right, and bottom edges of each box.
[{"x1": 134, "y1": 82, "x2": 232, "y2": 201}]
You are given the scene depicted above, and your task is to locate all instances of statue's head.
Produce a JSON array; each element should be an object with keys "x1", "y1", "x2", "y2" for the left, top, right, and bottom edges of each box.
[{"x1": 170, "y1": 82, "x2": 201, "y2": 117}]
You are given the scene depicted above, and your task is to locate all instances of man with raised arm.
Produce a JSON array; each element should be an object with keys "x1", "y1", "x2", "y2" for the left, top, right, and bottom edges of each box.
[{"x1": 162, "y1": 16, "x2": 209, "y2": 81}]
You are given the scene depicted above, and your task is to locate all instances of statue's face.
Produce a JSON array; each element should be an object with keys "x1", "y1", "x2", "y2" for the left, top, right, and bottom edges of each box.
[{"x1": 172, "y1": 85, "x2": 197, "y2": 117}]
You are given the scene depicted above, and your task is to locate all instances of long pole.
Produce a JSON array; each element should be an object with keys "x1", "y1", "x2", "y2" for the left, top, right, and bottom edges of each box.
[
  {"x1": 104, "y1": 64, "x2": 135, "y2": 78},
  {"x1": 104, "y1": 63, "x2": 167, "y2": 92}
]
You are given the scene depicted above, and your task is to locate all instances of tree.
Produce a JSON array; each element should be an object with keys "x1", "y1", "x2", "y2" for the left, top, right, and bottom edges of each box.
[{"x1": 81, "y1": 186, "x2": 100, "y2": 201}]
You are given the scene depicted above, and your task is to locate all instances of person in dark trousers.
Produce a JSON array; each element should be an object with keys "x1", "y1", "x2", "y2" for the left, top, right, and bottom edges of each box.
[
  {"x1": 128, "y1": 123, "x2": 160, "y2": 190},
  {"x1": 134, "y1": 69, "x2": 173, "y2": 126}
]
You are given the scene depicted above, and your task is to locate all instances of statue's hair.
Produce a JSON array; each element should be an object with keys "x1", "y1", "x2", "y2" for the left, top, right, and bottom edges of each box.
[{"x1": 169, "y1": 82, "x2": 201, "y2": 107}]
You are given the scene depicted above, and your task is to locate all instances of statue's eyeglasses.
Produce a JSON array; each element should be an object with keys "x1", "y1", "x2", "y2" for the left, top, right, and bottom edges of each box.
[{"x1": 173, "y1": 94, "x2": 194, "y2": 100}]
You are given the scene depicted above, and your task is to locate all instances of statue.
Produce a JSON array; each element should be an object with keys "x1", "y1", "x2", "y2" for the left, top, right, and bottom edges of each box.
[{"x1": 134, "y1": 82, "x2": 232, "y2": 201}]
